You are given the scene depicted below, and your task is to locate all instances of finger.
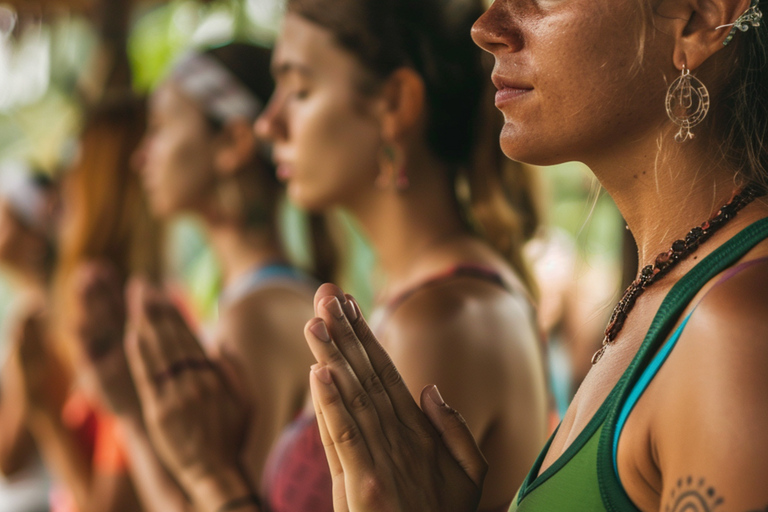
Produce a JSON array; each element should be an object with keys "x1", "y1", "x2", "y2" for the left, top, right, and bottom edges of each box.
[
  {"x1": 305, "y1": 320, "x2": 391, "y2": 454},
  {"x1": 76, "y1": 266, "x2": 126, "y2": 360},
  {"x1": 313, "y1": 298, "x2": 399, "y2": 426},
  {"x1": 132, "y1": 284, "x2": 191, "y2": 378},
  {"x1": 124, "y1": 325, "x2": 157, "y2": 404},
  {"x1": 309, "y1": 365, "x2": 343, "y2": 477},
  {"x1": 310, "y1": 368, "x2": 352, "y2": 512},
  {"x1": 314, "y1": 287, "x2": 428, "y2": 431},
  {"x1": 420, "y1": 385, "x2": 488, "y2": 489},
  {"x1": 309, "y1": 365, "x2": 375, "y2": 474},
  {"x1": 125, "y1": 293, "x2": 182, "y2": 394}
]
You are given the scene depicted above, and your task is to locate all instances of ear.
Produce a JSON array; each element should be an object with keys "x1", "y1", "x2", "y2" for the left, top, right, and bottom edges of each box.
[
  {"x1": 659, "y1": 0, "x2": 751, "y2": 70},
  {"x1": 377, "y1": 68, "x2": 427, "y2": 143},
  {"x1": 212, "y1": 118, "x2": 258, "y2": 177}
]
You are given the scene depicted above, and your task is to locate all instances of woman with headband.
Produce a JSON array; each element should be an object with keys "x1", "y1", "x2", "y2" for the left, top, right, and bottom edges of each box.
[
  {"x1": 299, "y1": 0, "x2": 768, "y2": 511},
  {"x1": 84, "y1": 43, "x2": 327, "y2": 511}
]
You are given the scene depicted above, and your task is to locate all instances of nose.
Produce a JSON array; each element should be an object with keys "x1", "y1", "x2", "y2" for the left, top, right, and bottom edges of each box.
[
  {"x1": 254, "y1": 93, "x2": 287, "y2": 143},
  {"x1": 472, "y1": 1, "x2": 524, "y2": 55}
]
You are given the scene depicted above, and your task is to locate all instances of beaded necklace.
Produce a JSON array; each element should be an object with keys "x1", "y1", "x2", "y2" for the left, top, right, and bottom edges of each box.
[{"x1": 592, "y1": 182, "x2": 766, "y2": 365}]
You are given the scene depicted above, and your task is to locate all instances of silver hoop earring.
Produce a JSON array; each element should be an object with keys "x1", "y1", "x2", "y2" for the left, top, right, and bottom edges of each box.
[
  {"x1": 665, "y1": 66, "x2": 710, "y2": 143},
  {"x1": 717, "y1": 0, "x2": 763, "y2": 46}
]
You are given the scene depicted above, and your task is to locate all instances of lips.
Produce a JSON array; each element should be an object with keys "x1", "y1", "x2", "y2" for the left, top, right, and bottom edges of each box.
[
  {"x1": 276, "y1": 163, "x2": 295, "y2": 182},
  {"x1": 492, "y1": 74, "x2": 533, "y2": 106}
]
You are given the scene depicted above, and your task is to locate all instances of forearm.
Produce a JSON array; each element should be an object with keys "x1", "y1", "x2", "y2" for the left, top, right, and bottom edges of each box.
[
  {"x1": 183, "y1": 467, "x2": 261, "y2": 512},
  {"x1": 26, "y1": 408, "x2": 93, "y2": 508},
  {"x1": 0, "y1": 393, "x2": 36, "y2": 476},
  {"x1": 119, "y1": 416, "x2": 194, "y2": 512}
]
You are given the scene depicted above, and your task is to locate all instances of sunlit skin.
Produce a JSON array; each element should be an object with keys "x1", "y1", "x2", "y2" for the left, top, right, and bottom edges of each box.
[
  {"x1": 139, "y1": 83, "x2": 218, "y2": 218},
  {"x1": 473, "y1": 2, "x2": 768, "y2": 507},
  {"x1": 281, "y1": 0, "x2": 768, "y2": 511},
  {"x1": 257, "y1": 13, "x2": 548, "y2": 510}
]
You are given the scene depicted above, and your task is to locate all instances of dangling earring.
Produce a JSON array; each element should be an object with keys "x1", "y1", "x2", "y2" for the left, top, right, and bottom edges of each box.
[
  {"x1": 717, "y1": 0, "x2": 763, "y2": 46},
  {"x1": 665, "y1": 65, "x2": 710, "y2": 143},
  {"x1": 376, "y1": 144, "x2": 410, "y2": 191}
]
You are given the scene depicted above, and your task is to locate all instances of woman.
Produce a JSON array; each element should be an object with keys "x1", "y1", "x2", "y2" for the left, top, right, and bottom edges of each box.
[
  {"x1": 20, "y1": 95, "x2": 157, "y2": 512},
  {"x1": 300, "y1": 0, "x2": 768, "y2": 510},
  {"x1": 102, "y1": 42, "x2": 327, "y2": 511},
  {"x1": 255, "y1": 0, "x2": 549, "y2": 509},
  {"x1": 124, "y1": 2, "x2": 548, "y2": 512},
  {"x1": 0, "y1": 163, "x2": 55, "y2": 512}
]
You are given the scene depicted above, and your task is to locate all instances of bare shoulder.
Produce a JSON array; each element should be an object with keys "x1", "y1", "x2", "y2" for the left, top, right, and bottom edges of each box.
[
  {"x1": 217, "y1": 284, "x2": 315, "y2": 356},
  {"x1": 652, "y1": 256, "x2": 768, "y2": 511},
  {"x1": 384, "y1": 276, "x2": 540, "y2": 375}
]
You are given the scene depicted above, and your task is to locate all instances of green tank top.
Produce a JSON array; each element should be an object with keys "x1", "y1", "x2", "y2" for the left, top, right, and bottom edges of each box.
[{"x1": 511, "y1": 218, "x2": 768, "y2": 512}]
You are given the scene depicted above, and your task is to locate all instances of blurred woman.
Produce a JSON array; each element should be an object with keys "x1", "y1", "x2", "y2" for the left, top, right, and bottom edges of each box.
[
  {"x1": 0, "y1": 162, "x2": 56, "y2": 512},
  {"x1": 98, "y1": 42, "x2": 327, "y2": 511},
  {"x1": 254, "y1": 1, "x2": 548, "y2": 509},
  {"x1": 22, "y1": 95, "x2": 159, "y2": 512}
]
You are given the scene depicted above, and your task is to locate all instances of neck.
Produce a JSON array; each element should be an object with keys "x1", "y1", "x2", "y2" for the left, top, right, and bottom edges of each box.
[
  {"x1": 205, "y1": 220, "x2": 286, "y2": 288},
  {"x1": 586, "y1": 130, "x2": 766, "y2": 270},
  {"x1": 344, "y1": 153, "x2": 469, "y2": 288}
]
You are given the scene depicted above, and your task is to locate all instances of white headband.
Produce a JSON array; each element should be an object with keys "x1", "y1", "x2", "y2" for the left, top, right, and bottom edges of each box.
[
  {"x1": 0, "y1": 161, "x2": 50, "y2": 233},
  {"x1": 169, "y1": 50, "x2": 263, "y2": 123}
]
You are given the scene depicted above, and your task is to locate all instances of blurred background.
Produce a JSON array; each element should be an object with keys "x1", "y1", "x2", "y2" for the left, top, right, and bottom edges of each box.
[{"x1": 0, "y1": 0, "x2": 630, "y2": 437}]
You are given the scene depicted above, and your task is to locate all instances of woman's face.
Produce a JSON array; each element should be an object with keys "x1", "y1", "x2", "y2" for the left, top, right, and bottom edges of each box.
[
  {"x1": 255, "y1": 13, "x2": 383, "y2": 212},
  {"x1": 472, "y1": 0, "x2": 674, "y2": 166},
  {"x1": 138, "y1": 83, "x2": 218, "y2": 218}
]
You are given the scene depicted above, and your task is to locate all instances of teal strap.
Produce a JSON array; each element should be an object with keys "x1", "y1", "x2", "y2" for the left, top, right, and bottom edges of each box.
[
  {"x1": 612, "y1": 313, "x2": 693, "y2": 478},
  {"x1": 597, "y1": 217, "x2": 768, "y2": 512}
]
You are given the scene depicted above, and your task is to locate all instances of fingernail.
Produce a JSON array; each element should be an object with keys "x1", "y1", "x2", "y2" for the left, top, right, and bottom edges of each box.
[
  {"x1": 309, "y1": 320, "x2": 331, "y2": 342},
  {"x1": 312, "y1": 365, "x2": 333, "y2": 385},
  {"x1": 428, "y1": 385, "x2": 445, "y2": 406},
  {"x1": 342, "y1": 295, "x2": 358, "y2": 322},
  {"x1": 324, "y1": 296, "x2": 344, "y2": 319}
]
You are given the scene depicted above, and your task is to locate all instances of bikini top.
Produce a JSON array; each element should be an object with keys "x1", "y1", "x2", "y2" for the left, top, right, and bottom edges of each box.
[
  {"x1": 260, "y1": 264, "x2": 513, "y2": 512},
  {"x1": 510, "y1": 217, "x2": 768, "y2": 512}
]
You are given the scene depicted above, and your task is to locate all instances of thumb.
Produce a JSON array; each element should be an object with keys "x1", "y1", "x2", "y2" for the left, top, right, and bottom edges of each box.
[{"x1": 420, "y1": 385, "x2": 488, "y2": 488}]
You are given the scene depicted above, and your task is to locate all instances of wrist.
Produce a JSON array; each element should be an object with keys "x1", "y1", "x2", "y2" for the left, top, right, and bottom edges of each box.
[{"x1": 183, "y1": 466, "x2": 257, "y2": 512}]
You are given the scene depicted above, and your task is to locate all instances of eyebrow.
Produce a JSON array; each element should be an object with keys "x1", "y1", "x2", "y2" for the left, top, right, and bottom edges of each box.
[{"x1": 272, "y1": 61, "x2": 313, "y2": 79}]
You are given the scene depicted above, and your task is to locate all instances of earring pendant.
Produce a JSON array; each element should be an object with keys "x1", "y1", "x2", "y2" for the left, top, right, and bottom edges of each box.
[{"x1": 665, "y1": 66, "x2": 710, "y2": 143}]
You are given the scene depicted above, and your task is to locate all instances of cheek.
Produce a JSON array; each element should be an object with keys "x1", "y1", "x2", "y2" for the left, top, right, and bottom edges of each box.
[
  {"x1": 290, "y1": 94, "x2": 380, "y2": 209},
  {"x1": 146, "y1": 131, "x2": 214, "y2": 214},
  {"x1": 501, "y1": 5, "x2": 664, "y2": 164}
]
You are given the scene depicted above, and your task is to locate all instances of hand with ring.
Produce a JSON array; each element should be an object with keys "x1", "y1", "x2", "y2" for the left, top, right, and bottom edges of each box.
[
  {"x1": 124, "y1": 278, "x2": 255, "y2": 511},
  {"x1": 304, "y1": 283, "x2": 488, "y2": 512}
]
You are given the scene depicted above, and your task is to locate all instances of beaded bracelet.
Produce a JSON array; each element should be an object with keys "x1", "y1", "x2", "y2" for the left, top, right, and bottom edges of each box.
[{"x1": 217, "y1": 494, "x2": 262, "y2": 512}]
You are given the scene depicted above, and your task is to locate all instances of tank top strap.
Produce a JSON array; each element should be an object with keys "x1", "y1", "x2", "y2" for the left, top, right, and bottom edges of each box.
[
  {"x1": 596, "y1": 217, "x2": 768, "y2": 512},
  {"x1": 371, "y1": 264, "x2": 514, "y2": 332},
  {"x1": 219, "y1": 262, "x2": 318, "y2": 308},
  {"x1": 611, "y1": 253, "x2": 768, "y2": 491},
  {"x1": 512, "y1": 217, "x2": 768, "y2": 512}
]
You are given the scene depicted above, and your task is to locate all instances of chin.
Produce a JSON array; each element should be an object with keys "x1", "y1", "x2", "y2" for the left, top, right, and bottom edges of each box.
[
  {"x1": 499, "y1": 125, "x2": 572, "y2": 168},
  {"x1": 287, "y1": 184, "x2": 331, "y2": 214}
]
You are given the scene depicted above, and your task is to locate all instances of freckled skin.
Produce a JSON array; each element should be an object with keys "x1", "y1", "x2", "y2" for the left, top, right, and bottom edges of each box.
[{"x1": 476, "y1": 0, "x2": 671, "y2": 167}]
